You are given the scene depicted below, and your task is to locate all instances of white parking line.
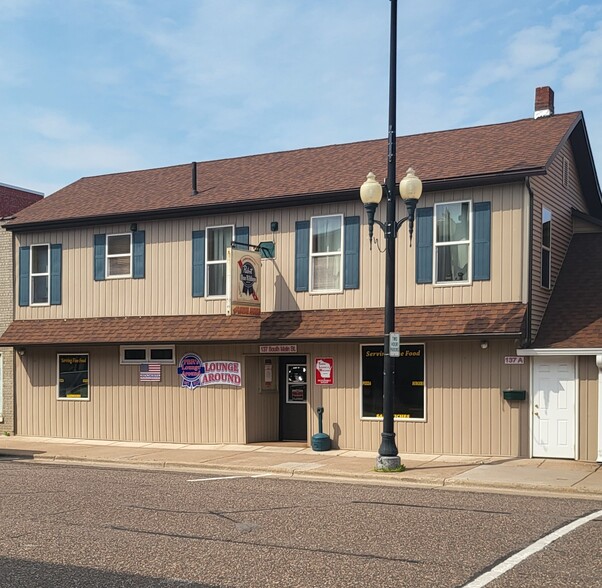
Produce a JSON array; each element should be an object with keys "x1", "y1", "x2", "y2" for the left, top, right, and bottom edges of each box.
[
  {"x1": 463, "y1": 509, "x2": 602, "y2": 587},
  {"x1": 187, "y1": 473, "x2": 272, "y2": 482}
]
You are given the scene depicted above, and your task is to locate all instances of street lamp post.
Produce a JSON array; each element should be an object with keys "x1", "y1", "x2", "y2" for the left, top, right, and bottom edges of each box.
[{"x1": 359, "y1": 0, "x2": 423, "y2": 471}]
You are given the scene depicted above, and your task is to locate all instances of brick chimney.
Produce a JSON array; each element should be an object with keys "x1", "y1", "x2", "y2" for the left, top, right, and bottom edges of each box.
[{"x1": 534, "y1": 86, "x2": 554, "y2": 119}]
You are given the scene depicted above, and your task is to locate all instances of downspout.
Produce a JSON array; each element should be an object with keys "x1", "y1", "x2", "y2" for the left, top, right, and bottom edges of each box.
[{"x1": 524, "y1": 178, "x2": 534, "y2": 347}]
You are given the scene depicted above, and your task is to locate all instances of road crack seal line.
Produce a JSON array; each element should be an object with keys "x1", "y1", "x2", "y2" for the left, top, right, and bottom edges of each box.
[
  {"x1": 352, "y1": 500, "x2": 511, "y2": 515},
  {"x1": 108, "y1": 524, "x2": 422, "y2": 564}
]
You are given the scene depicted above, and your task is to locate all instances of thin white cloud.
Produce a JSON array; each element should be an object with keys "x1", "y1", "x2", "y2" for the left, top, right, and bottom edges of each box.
[
  {"x1": 29, "y1": 111, "x2": 90, "y2": 141},
  {"x1": 36, "y1": 141, "x2": 144, "y2": 172}
]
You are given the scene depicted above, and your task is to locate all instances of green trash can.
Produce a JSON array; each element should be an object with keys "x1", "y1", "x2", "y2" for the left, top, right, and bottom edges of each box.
[{"x1": 311, "y1": 407, "x2": 331, "y2": 451}]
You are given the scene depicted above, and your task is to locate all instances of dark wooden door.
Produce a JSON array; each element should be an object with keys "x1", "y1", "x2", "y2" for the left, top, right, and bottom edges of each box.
[{"x1": 279, "y1": 356, "x2": 307, "y2": 441}]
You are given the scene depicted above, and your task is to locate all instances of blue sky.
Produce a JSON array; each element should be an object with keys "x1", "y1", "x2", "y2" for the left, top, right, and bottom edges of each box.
[{"x1": 1, "y1": 0, "x2": 602, "y2": 196}]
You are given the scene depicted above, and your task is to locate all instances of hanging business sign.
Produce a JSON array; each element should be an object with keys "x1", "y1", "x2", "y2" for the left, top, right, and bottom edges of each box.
[
  {"x1": 226, "y1": 248, "x2": 261, "y2": 317},
  {"x1": 315, "y1": 357, "x2": 334, "y2": 385},
  {"x1": 178, "y1": 353, "x2": 242, "y2": 389}
]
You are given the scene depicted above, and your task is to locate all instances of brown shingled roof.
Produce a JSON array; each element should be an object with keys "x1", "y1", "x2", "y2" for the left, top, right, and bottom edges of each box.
[
  {"x1": 0, "y1": 303, "x2": 526, "y2": 346},
  {"x1": 532, "y1": 233, "x2": 602, "y2": 349},
  {"x1": 8, "y1": 113, "x2": 581, "y2": 228}
]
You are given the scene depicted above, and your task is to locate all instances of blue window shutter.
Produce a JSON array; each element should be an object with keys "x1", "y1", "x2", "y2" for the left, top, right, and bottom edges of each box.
[
  {"x1": 192, "y1": 230, "x2": 205, "y2": 297},
  {"x1": 132, "y1": 231, "x2": 145, "y2": 279},
  {"x1": 50, "y1": 244, "x2": 62, "y2": 305},
  {"x1": 94, "y1": 234, "x2": 106, "y2": 281},
  {"x1": 473, "y1": 201, "x2": 491, "y2": 281},
  {"x1": 235, "y1": 226, "x2": 249, "y2": 250},
  {"x1": 344, "y1": 216, "x2": 360, "y2": 289},
  {"x1": 415, "y1": 207, "x2": 433, "y2": 284},
  {"x1": 295, "y1": 220, "x2": 310, "y2": 292},
  {"x1": 18, "y1": 246, "x2": 30, "y2": 307}
]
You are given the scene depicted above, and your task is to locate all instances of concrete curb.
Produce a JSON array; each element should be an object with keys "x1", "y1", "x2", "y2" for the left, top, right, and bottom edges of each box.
[{"x1": 8, "y1": 452, "x2": 601, "y2": 499}]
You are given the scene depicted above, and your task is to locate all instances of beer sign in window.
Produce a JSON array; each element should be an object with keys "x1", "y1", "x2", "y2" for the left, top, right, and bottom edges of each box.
[
  {"x1": 361, "y1": 344, "x2": 424, "y2": 419},
  {"x1": 57, "y1": 354, "x2": 89, "y2": 400}
]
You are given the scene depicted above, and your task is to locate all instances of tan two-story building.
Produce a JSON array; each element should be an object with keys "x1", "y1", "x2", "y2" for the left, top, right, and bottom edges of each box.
[{"x1": 2, "y1": 88, "x2": 601, "y2": 461}]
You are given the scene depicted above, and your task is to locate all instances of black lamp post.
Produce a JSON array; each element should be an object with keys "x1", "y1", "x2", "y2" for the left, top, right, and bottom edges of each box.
[{"x1": 359, "y1": 0, "x2": 423, "y2": 471}]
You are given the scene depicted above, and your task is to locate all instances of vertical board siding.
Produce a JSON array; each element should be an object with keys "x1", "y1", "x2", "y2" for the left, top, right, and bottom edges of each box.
[
  {"x1": 16, "y1": 344, "x2": 253, "y2": 444},
  {"x1": 15, "y1": 183, "x2": 526, "y2": 321},
  {"x1": 245, "y1": 356, "x2": 279, "y2": 443},
  {"x1": 530, "y1": 143, "x2": 589, "y2": 337},
  {"x1": 579, "y1": 356, "x2": 599, "y2": 462},
  {"x1": 17, "y1": 339, "x2": 529, "y2": 456}
]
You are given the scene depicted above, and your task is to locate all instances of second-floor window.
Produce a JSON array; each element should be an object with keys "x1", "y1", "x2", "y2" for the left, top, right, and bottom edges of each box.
[
  {"x1": 206, "y1": 225, "x2": 233, "y2": 297},
  {"x1": 106, "y1": 233, "x2": 132, "y2": 278},
  {"x1": 30, "y1": 244, "x2": 49, "y2": 305},
  {"x1": 541, "y1": 207, "x2": 552, "y2": 289},
  {"x1": 310, "y1": 214, "x2": 343, "y2": 292},
  {"x1": 434, "y1": 201, "x2": 471, "y2": 283}
]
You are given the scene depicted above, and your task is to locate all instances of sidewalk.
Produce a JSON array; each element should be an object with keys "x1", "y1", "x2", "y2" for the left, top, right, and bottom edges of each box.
[{"x1": 1, "y1": 435, "x2": 601, "y2": 499}]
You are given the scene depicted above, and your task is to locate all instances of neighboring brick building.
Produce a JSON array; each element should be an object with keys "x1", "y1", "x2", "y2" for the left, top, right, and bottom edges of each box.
[{"x1": 0, "y1": 182, "x2": 43, "y2": 433}]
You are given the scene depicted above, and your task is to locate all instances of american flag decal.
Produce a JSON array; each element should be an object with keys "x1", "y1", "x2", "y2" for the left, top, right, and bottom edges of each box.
[{"x1": 140, "y1": 363, "x2": 161, "y2": 382}]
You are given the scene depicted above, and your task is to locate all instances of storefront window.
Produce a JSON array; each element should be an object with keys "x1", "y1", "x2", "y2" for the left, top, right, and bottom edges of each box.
[
  {"x1": 57, "y1": 354, "x2": 89, "y2": 400},
  {"x1": 361, "y1": 344, "x2": 425, "y2": 419}
]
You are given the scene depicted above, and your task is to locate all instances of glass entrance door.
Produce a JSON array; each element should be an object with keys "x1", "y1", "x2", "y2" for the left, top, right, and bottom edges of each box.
[{"x1": 279, "y1": 356, "x2": 307, "y2": 441}]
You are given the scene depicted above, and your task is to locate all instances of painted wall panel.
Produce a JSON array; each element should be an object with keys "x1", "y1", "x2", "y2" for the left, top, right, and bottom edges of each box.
[
  {"x1": 16, "y1": 339, "x2": 529, "y2": 457},
  {"x1": 15, "y1": 344, "x2": 251, "y2": 444},
  {"x1": 579, "y1": 356, "x2": 599, "y2": 462},
  {"x1": 530, "y1": 143, "x2": 589, "y2": 337},
  {"x1": 15, "y1": 183, "x2": 526, "y2": 321}
]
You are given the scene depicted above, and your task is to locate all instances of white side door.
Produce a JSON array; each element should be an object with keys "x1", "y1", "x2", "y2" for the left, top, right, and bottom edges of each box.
[{"x1": 533, "y1": 357, "x2": 576, "y2": 459}]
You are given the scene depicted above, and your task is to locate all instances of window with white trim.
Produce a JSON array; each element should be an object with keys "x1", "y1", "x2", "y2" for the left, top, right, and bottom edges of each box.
[
  {"x1": 106, "y1": 233, "x2": 132, "y2": 278},
  {"x1": 310, "y1": 214, "x2": 343, "y2": 292},
  {"x1": 120, "y1": 345, "x2": 175, "y2": 364},
  {"x1": 541, "y1": 207, "x2": 552, "y2": 289},
  {"x1": 434, "y1": 201, "x2": 471, "y2": 283},
  {"x1": 206, "y1": 225, "x2": 233, "y2": 297},
  {"x1": 30, "y1": 244, "x2": 50, "y2": 305}
]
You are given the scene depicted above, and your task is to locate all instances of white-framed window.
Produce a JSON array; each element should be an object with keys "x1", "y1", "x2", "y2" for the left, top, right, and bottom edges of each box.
[
  {"x1": 57, "y1": 353, "x2": 89, "y2": 401},
  {"x1": 434, "y1": 201, "x2": 471, "y2": 284},
  {"x1": 120, "y1": 345, "x2": 175, "y2": 365},
  {"x1": 106, "y1": 233, "x2": 132, "y2": 278},
  {"x1": 30, "y1": 244, "x2": 50, "y2": 305},
  {"x1": 206, "y1": 225, "x2": 234, "y2": 297},
  {"x1": 541, "y1": 207, "x2": 552, "y2": 289},
  {"x1": 310, "y1": 214, "x2": 343, "y2": 293},
  {"x1": 360, "y1": 343, "x2": 425, "y2": 420}
]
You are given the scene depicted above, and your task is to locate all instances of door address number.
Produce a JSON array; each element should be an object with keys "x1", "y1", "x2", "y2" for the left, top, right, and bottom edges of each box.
[{"x1": 504, "y1": 356, "x2": 525, "y2": 365}]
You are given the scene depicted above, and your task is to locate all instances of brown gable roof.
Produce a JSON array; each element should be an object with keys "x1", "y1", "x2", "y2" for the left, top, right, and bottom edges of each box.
[
  {"x1": 8, "y1": 113, "x2": 582, "y2": 229},
  {"x1": 533, "y1": 233, "x2": 602, "y2": 349},
  {"x1": 0, "y1": 303, "x2": 526, "y2": 346}
]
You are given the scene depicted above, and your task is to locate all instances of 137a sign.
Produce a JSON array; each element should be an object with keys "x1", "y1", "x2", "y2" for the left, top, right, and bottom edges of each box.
[{"x1": 504, "y1": 356, "x2": 525, "y2": 365}]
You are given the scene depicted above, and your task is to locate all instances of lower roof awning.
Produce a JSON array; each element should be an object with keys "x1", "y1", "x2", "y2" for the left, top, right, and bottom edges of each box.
[{"x1": 0, "y1": 303, "x2": 527, "y2": 347}]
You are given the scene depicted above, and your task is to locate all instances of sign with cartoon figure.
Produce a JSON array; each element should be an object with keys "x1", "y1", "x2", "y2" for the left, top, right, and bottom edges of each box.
[
  {"x1": 178, "y1": 353, "x2": 242, "y2": 389},
  {"x1": 226, "y1": 248, "x2": 261, "y2": 317}
]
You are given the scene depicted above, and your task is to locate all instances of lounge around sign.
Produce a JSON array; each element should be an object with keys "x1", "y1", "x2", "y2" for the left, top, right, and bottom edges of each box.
[{"x1": 178, "y1": 353, "x2": 242, "y2": 389}]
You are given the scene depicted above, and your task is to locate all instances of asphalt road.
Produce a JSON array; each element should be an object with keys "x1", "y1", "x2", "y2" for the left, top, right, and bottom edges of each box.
[{"x1": 0, "y1": 459, "x2": 600, "y2": 587}]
